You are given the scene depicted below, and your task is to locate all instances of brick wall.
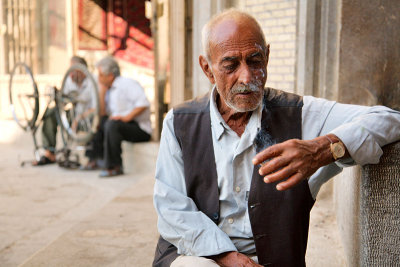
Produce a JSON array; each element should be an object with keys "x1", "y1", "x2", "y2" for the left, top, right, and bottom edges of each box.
[{"x1": 243, "y1": 0, "x2": 297, "y2": 93}]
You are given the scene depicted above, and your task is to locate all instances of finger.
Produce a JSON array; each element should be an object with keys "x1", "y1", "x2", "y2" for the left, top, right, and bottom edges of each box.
[
  {"x1": 263, "y1": 165, "x2": 295, "y2": 184},
  {"x1": 258, "y1": 156, "x2": 290, "y2": 176},
  {"x1": 252, "y1": 143, "x2": 283, "y2": 165},
  {"x1": 276, "y1": 172, "x2": 304, "y2": 191}
]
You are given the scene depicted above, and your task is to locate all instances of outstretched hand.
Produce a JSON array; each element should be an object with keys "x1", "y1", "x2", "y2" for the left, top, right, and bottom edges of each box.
[
  {"x1": 209, "y1": 251, "x2": 262, "y2": 267},
  {"x1": 252, "y1": 136, "x2": 337, "y2": 191}
]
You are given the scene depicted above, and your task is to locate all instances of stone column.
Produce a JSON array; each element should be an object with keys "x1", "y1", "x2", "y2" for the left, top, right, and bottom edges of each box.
[
  {"x1": 338, "y1": 0, "x2": 400, "y2": 109},
  {"x1": 333, "y1": 0, "x2": 400, "y2": 266},
  {"x1": 297, "y1": 0, "x2": 400, "y2": 265},
  {"x1": 169, "y1": 0, "x2": 186, "y2": 107},
  {"x1": 360, "y1": 142, "x2": 400, "y2": 265},
  {"x1": 191, "y1": 0, "x2": 237, "y2": 97}
]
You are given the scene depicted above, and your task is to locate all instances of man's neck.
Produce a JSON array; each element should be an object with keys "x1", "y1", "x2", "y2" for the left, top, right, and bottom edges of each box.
[{"x1": 217, "y1": 94, "x2": 252, "y2": 137}]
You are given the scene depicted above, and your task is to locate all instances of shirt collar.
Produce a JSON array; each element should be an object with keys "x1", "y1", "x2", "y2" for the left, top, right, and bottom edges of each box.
[
  {"x1": 210, "y1": 86, "x2": 225, "y2": 140},
  {"x1": 209, "y1": 86, "x2": 262, "y2": 141}
]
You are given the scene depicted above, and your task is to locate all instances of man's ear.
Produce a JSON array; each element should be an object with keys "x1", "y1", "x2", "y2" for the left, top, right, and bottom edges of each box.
[{"x1": 199, "y1": 55, "x2": 215, "y2": 84}]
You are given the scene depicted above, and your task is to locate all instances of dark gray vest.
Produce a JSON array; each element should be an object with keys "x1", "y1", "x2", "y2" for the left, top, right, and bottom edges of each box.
[{"x1": 153, "y1": 88, "x2": 314, "y2": 267}]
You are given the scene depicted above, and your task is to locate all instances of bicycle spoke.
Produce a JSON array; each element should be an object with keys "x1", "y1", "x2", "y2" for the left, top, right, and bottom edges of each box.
[
  {"x1": 58, "y1": 64, "x2": 100, "y2": 144},
  {"x1": 9, "y1": 63, "x2": 39, "y2": 131}
]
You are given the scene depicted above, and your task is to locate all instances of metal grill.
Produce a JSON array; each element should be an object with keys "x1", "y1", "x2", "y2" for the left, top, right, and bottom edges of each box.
[{"x1": 1, "y1": 0, "x2": 36, "y2": 74}]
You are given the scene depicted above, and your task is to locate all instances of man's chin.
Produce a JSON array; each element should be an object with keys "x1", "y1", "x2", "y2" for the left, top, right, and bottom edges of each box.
[
  {"x1": 227, "y1": 101, "x2": 262, "y2": 113},
  {"x1": 228, "y1": 95, "x2": 263, "y2": 112}
]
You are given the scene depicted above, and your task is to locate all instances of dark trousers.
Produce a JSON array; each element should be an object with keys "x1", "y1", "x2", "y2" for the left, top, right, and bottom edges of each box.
[
  {"x1": 86, "y1": 116, "x2": 151, "y2": 169},
  {"x1": 41, "y1": 107, "x2": 58, "y2": 152}
]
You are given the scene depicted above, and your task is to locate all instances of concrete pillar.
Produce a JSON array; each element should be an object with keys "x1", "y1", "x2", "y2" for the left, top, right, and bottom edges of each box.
[
  {"x1": 297, "y1": 0, "x2": 400, "y2": 265},
  {"x1": 332, "y1": 1, "x2": 400, "y2": 266},
  {"x1": 191, "y1": 0, "x2": 236, "y2": 98},
  {"x1": 168, "y1": 0, "x2": 185, "y2": 107},
  {"x1": 334, "y1": 166, "x2": 361, "y2": 267},
  {"x1": 338, "y1": 0, "x2": 400, "y2": 108},
  {"x1": 65, "y1": 0, "x2": 76, "y2": 60},
  {"x1": 296, "y1": 0, "x2": 341, "y2": 100},
  {"x1": 317, "y1": 0, "x2": 341, "y2": 100},
  {"x1": 296, "y1": 0, "x2": 317, "y2": 96},
  {"x1": 0, "y1": 0, "x2": 5, "y2": 74},
  {"x1": 191, "y1": 0, "x2": 213, "y2": 98}
]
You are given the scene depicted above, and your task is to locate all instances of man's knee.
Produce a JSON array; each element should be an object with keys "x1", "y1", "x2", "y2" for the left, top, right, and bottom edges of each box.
[{"x1": 170, "y1": 255, "x2": 219, "y2": 267}]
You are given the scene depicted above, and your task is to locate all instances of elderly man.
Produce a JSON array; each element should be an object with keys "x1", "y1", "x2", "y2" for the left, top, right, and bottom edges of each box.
[
  {"x1": 83, "y1": 56, "x2": 152, "y2": 177},
  {"x1": 153, "y1": 9, "x2": 400, "y2": 267},
  {"x1": 33, "y1": 56, "x2": 96, "y2": 165}
]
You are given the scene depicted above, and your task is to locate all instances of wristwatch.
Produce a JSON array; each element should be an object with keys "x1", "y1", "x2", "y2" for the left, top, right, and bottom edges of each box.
[{"x1": 325, "y1": 135, "x2": 346, "y2": 160}]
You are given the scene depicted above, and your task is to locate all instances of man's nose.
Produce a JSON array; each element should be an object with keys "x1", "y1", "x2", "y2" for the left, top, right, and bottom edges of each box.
[{"x1": 238, "y1": 64, "x2": 252, "y2": 85}]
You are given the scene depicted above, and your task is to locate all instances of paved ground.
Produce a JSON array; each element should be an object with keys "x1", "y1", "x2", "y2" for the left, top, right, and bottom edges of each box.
[{"x1": 0, "y1": 119, "x2": 346, "y2": 266}]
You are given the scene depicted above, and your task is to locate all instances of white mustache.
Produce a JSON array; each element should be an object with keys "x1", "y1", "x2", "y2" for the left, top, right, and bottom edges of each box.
[{"x1": 231, "y1": 83, "x2": 260, "y2": 94}]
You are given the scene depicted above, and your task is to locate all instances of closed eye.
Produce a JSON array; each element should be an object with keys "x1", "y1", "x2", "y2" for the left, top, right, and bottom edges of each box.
[{"x1": 223, "y1": 63, "x2": 238, "y2": 71}]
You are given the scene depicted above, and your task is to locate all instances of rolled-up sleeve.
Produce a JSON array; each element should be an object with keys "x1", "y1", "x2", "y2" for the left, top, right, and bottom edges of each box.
[
  {"x1": 303, "y1": 96, "x2": 400, "y2": 198},
  {"x1": 303, "y1": 96, "x2": 400, "y2": 166},
  {"x1": 329, "y1": 105, "x2": 400, "y2": 165},
  {"x1": 153, "y1": 110, "x2": 237, "y2": 256}
]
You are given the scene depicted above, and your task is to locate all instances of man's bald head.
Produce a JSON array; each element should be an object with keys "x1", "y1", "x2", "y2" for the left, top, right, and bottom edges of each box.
[{"x1": 201, "y1": 9, "x2": 268, "y2": 61}]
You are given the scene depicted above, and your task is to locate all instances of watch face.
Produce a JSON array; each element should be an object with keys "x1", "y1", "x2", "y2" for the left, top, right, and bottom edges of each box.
[{"x1": 332, "y1": 142, "x2": 345, "y2": 159}]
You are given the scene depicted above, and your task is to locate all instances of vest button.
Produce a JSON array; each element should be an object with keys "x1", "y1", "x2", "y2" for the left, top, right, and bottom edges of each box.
[
  {"x1": 235, "y1": 186, "x2": 241, "y2": 192},
  {"x1": 212, "y1": 212, "x2": 219, "y2": 220},
  {"x1": 228, "y1": 218, "x2": 234, "y2": 224}
]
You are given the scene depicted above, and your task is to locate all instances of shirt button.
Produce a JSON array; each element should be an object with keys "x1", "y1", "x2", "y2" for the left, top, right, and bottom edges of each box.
[
  {"x1": 235, "y1": 186, "x2": 241, "y2": 192},
  {"x1": 228, "y1": 218, "x2": 234, "y2": 224}
]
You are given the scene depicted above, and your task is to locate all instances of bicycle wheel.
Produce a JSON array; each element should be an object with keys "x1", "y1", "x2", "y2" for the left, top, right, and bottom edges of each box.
[
  {"x1": 57, "y1": 63, "x2": 100, "y2": 144},
  {"x1": 9, "y1": 62, "x2": 39, "y2": 131}
]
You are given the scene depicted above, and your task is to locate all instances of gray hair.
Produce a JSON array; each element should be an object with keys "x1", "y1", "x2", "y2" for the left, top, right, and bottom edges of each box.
[
  {"x1": 96, "y1": 56, "x2": 120, "y2": 77},
  {"x1": 201, "y1": 9, "x2": 268, "y2": 61},
  {"x1": 70, "y1": 55, "x2": 87, "y2": 67}
]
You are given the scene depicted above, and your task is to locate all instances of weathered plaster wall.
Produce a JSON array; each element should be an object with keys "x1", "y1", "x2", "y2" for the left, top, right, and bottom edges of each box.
[
  {"x1": 334, "y1": 1, "x2": 400, "y2": 266},
  {"x1": 338, "y1": 0, "x2": 400, "y2": 109}
]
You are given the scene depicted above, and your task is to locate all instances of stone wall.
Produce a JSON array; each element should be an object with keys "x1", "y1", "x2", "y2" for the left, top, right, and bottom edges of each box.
[
  {"x1": 360, "y1": 142, "x2": 400, "y2": 265},
  {"x1": 333, "y1": 1, "x2": 400, "y2": 266},
  {"x1": 338, "y1": 0, "x2": 400, "y2": 109},
  {"x1": 243, "y1": 0, "x2": 297, "y2": 93}
]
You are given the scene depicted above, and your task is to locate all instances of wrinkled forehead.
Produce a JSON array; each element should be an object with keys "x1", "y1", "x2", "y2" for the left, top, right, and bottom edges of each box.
[{"x1": 209, "y1": 18, "x2": 266, "y2": 60}]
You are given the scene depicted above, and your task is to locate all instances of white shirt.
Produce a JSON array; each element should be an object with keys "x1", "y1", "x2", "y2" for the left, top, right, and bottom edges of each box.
[
  {"x1": 63, "y1": 76, "x2": 97, "y2": 116},
  {"x1": 153, "y1": 87, "x2": 400, "y2": 256},
  {"x1": 106, "y1": 76, "x2": 152, "y2": 135}
]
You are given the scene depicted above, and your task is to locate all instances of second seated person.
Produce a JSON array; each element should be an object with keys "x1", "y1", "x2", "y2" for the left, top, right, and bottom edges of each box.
[{"x1": 83, "y1": 56, "x2": 152, "y2": 177}]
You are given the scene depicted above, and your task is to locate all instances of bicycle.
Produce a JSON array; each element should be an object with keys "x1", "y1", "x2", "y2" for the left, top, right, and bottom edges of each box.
[{"x1": 9, "y1": 62, "x2": 100, "y2": 168}]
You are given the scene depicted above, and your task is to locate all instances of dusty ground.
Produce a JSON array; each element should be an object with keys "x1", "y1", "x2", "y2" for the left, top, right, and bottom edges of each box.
[{"x1": 0, "y1": 119, "x2": 346, "y2": 266}]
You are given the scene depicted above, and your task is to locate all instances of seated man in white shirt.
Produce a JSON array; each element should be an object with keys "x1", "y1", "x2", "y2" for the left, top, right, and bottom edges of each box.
[
  {"x1": 33, "y1": 56, "x2": 96, "y2": 166},
  {"x1": 83, "y1": 56, "x2": 152, "y2": 177},
  {"x1": 152, "y1": 9, "x2": 400, "y2": 267}
]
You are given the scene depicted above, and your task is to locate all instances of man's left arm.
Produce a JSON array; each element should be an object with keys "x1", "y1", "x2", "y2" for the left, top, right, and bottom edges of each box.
[
  {"x1": 110, "y1": 80, "x2": 149, "y2": 122},
  {"x1": 253, "y1": 98, "x2": 400, "y2": 191}
]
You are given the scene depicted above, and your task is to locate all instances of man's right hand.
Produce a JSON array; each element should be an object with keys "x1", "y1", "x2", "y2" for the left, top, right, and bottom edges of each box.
[{"x1": 209, "y1": 251, "x2": 262, "y2": 267}]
